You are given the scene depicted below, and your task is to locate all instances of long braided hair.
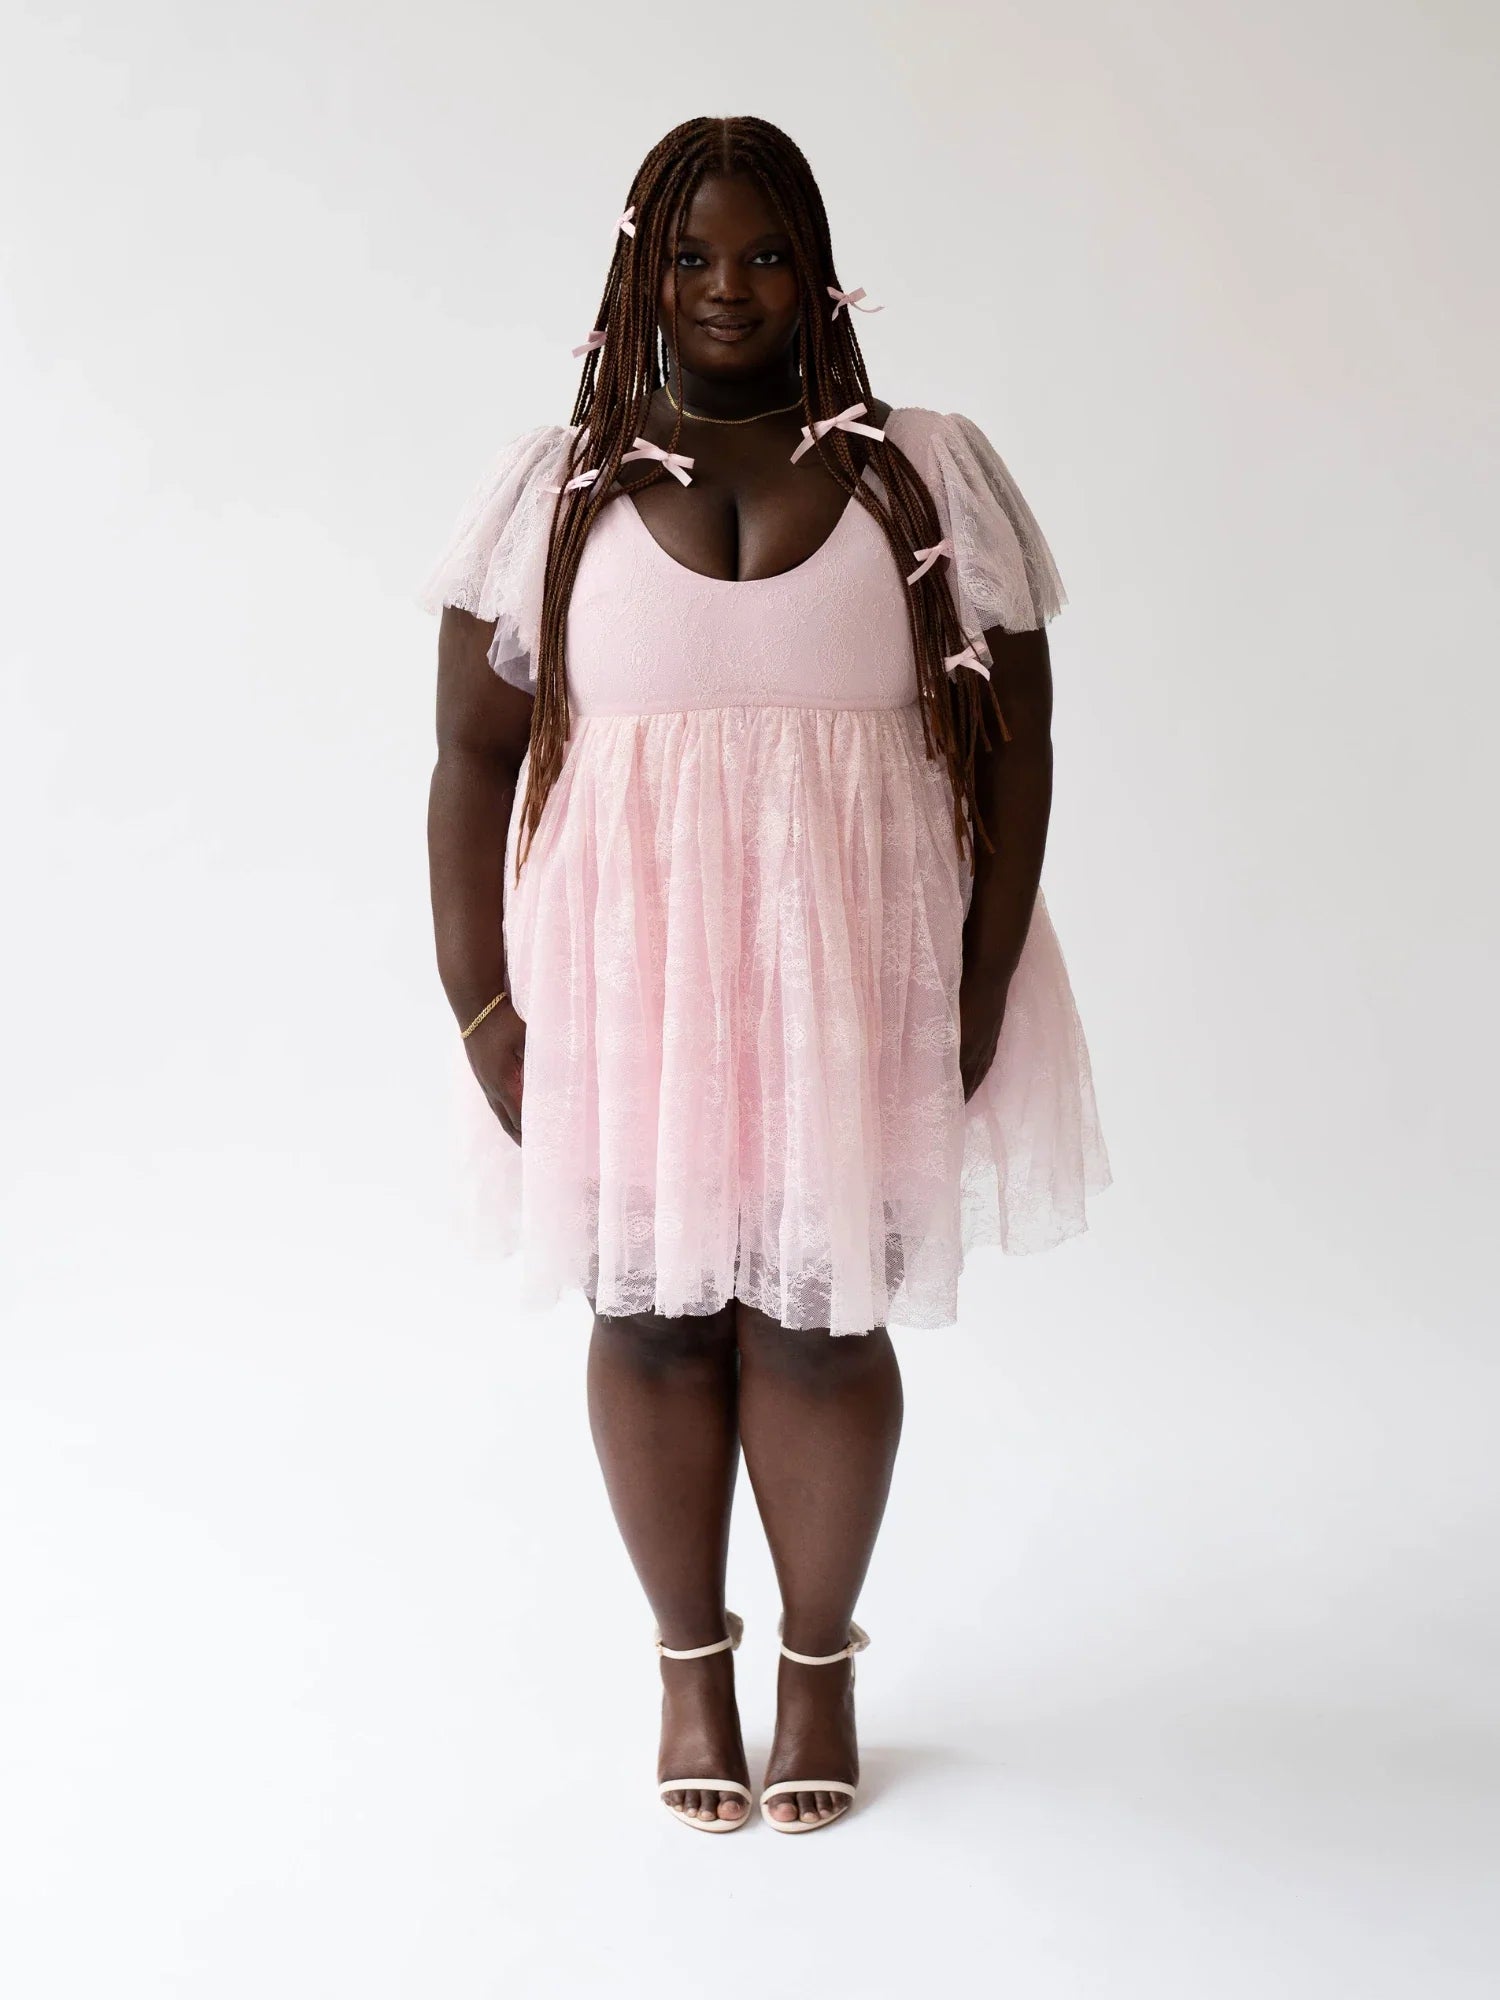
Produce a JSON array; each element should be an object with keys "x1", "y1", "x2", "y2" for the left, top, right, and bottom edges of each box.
[{"x1": 515, "y1": 114, "x2": 1008, "y2": 883}]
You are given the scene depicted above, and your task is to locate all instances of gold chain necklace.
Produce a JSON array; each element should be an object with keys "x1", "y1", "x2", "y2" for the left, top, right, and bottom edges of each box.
[{"x1": 663, "y1": 379, "x2": 804, "y2": 425}]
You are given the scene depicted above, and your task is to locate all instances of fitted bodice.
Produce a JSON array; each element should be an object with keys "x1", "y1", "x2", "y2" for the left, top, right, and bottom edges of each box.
[{"x1": 563, "y1": 473, "x2": 920, "y2": 717}]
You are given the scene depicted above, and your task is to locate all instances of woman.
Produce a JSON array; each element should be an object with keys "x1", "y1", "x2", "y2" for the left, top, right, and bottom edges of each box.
[{"x1": 422, "y1": 116, "x2": 1109, "y2": 1834}]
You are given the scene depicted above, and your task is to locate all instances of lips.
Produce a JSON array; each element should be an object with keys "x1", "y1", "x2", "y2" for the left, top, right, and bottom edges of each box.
[{"x1": 700, "y1": 317, "x2": 759, "y2": 342}]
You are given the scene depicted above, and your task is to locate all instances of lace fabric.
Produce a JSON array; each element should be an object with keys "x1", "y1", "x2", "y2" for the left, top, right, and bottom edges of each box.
[
  {"x1": 926, "y1": 410, "x2": 1068, "y2": 634},
  {"x1": 417, "y1": 421, "x2": 574, "y2": 689}
]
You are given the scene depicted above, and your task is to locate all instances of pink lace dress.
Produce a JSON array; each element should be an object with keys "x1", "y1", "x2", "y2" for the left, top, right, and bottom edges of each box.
[{"x1": 420, "y1": 406, "x2": 1110, "y2": 1336}]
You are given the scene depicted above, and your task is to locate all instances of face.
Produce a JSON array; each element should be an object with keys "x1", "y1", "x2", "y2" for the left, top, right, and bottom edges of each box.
[{"x1": 657, "y1": 172, "x2": 802, "y2": 378}]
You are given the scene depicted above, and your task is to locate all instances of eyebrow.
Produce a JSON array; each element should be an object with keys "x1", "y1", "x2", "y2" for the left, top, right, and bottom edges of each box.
[{"x1": 674, "y1": 230, "x2": 791, "y2": 248}]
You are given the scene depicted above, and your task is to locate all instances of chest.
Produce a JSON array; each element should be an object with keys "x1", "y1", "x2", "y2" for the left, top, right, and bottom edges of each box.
[
  {"x1": 563, "y1": 487, "x2": 920, "y2": 717},
  {"x1": 624, "y1": 448, "x2": 860, "y2": 584}
]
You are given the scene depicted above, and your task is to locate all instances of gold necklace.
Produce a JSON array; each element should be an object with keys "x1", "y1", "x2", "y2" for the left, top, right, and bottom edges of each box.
[{"x1": 663, "y1": 379, "x2": 804, "y2": 425}]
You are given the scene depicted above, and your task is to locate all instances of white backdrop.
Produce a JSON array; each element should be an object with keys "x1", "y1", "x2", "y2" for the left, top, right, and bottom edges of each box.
[{"x1": 3, "y1": 2, "x2": 1496, "y2": 1994}]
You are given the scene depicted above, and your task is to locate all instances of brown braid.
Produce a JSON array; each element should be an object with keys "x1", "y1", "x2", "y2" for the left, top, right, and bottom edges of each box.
[{"x1": 514, "y1": 114, "x2": 1008, "y2": 885}]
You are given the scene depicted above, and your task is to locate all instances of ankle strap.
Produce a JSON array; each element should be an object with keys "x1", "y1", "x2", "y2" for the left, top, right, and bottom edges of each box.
[
  {"x1": 658, "y1": 1634, "x2": 734, "y2": 1660},
  {"x1": 655, "y1": 1608, "x2": 744, "y2": 1660},
  {"x1": 777, "y1": 1617, "x2": 870, "y2": 1665}
]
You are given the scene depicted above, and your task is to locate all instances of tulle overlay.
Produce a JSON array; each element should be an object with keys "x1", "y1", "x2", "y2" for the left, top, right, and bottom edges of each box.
[
  {"x1": 469, "y1": 705, "x2": 1107, "y2": 1337},
  {"x1": 425, "y1": 406, "x2": 1110, "y2": 1334}
]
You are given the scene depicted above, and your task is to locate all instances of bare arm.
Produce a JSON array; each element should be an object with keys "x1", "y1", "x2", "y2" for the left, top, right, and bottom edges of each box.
[
  {"x1": 957, "y1": 623, "x2": 1054, "y2": 1099},
  {"x1": 428, "y1": 606, "x2": 533, "y2": 1141}
]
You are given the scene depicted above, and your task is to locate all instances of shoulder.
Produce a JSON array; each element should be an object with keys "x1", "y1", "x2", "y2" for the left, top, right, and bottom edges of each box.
[
  {"x1": 881, "y1": 405, "x2": 993, "y2": 462},
  {"x1": 881, "y1": 408, "x2": 1065, "y2": 628},
  {"x1": 880, "y1": 406, "x2": 971, "y2": 484},
  {"x1": 473, "y1": 419, "x2": 577, "y2": 484},
  {"x1": 517, "y1": 418, "x2": 577, "y2": 450},
  {"x1": 419, "y1": 420, "x2": 577, "y2": 619},
  {"x1": 434, "y1": 420, "x2": 577, "y2": 538},
  {"x1": 882, "y1": 408, "x2": 1042, "y2": 512}
]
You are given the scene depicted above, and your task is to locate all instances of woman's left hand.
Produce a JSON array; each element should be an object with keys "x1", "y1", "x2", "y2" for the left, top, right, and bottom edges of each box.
[{"x1": 958, "y1": 960, "x2": 1011, "y2": 1103}]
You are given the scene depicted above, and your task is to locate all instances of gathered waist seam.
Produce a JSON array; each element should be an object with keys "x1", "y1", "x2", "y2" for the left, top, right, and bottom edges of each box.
[{"x1": 571, "y1": 698, "x2": 921, "y2": 721}]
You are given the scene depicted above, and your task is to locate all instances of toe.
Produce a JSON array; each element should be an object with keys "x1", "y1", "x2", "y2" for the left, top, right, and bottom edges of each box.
[
  {"x1": 769, "y1": 1796, "x2": 799, "y2": 1822},
  {"x1": 681, "y1": 1789, "x2": 700, "y2": 1817},
  {"x1": 799, "y1": 1791, "x2": 821, "y2": 1823},
  {"x1": 813, "y1": 1790, "x2": 835, "y2": 1818},
  {"x1": 717, "y1": 1791, "x2": 746, "y2": 1820},
  {"x1": 662, "y1": 1788, "x2": 684, "y2": 1812}
]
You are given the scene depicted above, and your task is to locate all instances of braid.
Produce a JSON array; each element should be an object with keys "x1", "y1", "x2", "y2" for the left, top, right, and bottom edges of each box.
[{"x1": 515, "y1": 114, "x2": 1006, "y2": 885}]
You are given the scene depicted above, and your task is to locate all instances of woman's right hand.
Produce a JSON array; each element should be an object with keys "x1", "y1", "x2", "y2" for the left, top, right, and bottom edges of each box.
[{"x1": 463, "y1": 1000, "x2": 526, "y2": 1145}]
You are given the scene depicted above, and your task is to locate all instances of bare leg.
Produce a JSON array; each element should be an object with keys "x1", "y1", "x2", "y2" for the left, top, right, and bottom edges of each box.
[
  {"x1": 734, "y1": 1303, "x2": 904, "y2": 1824},
  {"x1": 586, "y1": 1303, "x2": 748, "y2": 1823}
]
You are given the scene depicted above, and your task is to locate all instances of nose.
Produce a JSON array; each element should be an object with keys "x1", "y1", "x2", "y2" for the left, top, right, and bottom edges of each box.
[{"x1": 704, "y1": 259, "x2": 752, "y2": 303}]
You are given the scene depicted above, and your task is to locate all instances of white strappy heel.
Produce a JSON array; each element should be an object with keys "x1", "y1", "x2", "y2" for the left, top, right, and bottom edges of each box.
[
  {"x1": 759, "y1": 1615, "x2": 870, "y2": 1833},
  {"x1": 653, "y1": 1609, "x2": 752, "y2": 1833}
]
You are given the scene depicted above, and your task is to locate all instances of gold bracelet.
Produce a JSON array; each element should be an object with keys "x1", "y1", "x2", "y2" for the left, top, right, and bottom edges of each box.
[{"x1": 460, "y1": 988, "x2": 508, "y2": 1039}]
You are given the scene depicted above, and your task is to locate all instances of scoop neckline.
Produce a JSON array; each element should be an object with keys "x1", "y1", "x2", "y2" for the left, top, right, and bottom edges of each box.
[{"x1": 619, "y1": 466, "x2": 873, "y2": 589}]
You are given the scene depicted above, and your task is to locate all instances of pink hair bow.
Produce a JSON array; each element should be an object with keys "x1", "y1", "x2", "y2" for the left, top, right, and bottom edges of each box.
[
  {"x1": 943, "y1": 641, "x2": 991, "y2": 682},
  {"x1": 571, "y1": 329, "x2": 606, "y2": 357},
  {"x1": 621, "y1": 436, "x2": 695, "y2": 485},
  {"x1": 828, "y1": 286, "x2": 883, "y2": 317},
  {"x1": 906, "y1": 537, "x2": 952, "y2": 585},
  {"x1": 616, "y1": 205, "x2": 636, "y2": 238},
  {"x1": 790, "y1": 402, "x2": 886, "y2": 465},
  {"x1": 541, "y1": 467, "x2": 600, "y2": 496}
]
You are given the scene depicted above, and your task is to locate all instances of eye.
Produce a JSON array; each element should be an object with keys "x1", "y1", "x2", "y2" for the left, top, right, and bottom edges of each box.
[
  {"x1": 674, "y1": 250, "x2": 707, "y2": 269},
  {"x1": 750, "y1": 249, "x2": 787, "y2": 266}
]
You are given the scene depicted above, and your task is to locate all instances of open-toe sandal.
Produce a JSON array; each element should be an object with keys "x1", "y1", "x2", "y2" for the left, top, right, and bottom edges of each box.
[
  {"x1": 654, "y1": 1609, "x2": 752, "y2": 1833},
  {"x1": 759, "y1": 1616, "x2": 869, "y2": 1834}
]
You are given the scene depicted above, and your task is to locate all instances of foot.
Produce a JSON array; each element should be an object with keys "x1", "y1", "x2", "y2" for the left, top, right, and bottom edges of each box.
[
  {"x1": 762, "y1": 1646, "x2": 859, "y2": 1826},
  {"x1": 657, "y1": 1640, "x2": 750, "y2": 1824}
]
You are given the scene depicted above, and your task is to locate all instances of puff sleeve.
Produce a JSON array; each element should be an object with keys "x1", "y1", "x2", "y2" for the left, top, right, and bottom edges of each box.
[
  {"x1": 894, "y1": 408, "x2": 1066, "y2": 639},
  {"x1": 417, "y1": 422, "x2": 576, "y2": 691}
]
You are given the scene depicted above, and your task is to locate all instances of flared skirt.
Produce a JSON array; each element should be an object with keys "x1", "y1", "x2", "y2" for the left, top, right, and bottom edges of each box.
[{"x1": 457, "y1": 701, "x2": 1110, "y2": 1336}]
